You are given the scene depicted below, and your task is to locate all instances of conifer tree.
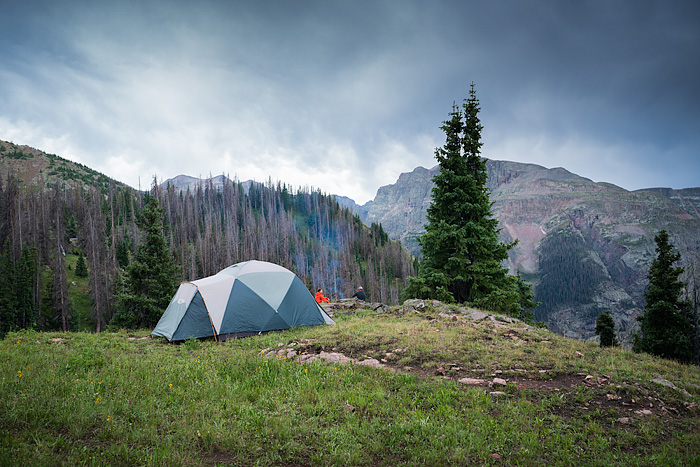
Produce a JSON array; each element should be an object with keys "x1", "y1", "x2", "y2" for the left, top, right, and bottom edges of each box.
[
  {"x1": 75, "y1": 252, "x2": 88, "y2": 278},
  {"x1": 111, "y1": 194, "x2": 179, "y2": 329},
  {"x1": 633, "y1": 230, "x2": 693, "y2": 363},
  {"x1": 0, "y1": 241, "x2": 18, "y2": 337},
  {"x1": 404, "y1": 84, "x2": 529, "y2": 316},
  {"x1": 595, "y1": 309, "x2": 617, "y2": 347}
]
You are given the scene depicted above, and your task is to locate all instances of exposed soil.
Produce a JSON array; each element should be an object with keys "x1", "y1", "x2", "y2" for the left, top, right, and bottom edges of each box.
[{"x1": 260, "y1": 340, "x2": 699, "y2": 430}]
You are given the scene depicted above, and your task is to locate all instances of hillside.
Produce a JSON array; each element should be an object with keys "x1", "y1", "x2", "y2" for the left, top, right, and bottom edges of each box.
[
  {"x1": 1, "y1": 304, "x2": 699, "y2": 465},
  {"x1": 0, "y1": 140, "x2": 415, "y2": 336},
  {"x1": 0, "y1": 140, "x2": 126, "y2": 193},
  {"x1": 363, "y1": 161, "x2": 700, "y2": 343}
]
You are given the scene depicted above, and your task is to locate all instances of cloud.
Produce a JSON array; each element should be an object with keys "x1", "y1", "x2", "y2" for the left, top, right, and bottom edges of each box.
[{"x1": 1, "y1": 0, "x2": 699, "y2": 204}]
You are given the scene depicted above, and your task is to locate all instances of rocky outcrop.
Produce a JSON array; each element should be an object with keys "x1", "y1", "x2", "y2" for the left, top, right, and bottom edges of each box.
[{"x1": 363, "y1": 160, "x2": 700, "y2": 343}]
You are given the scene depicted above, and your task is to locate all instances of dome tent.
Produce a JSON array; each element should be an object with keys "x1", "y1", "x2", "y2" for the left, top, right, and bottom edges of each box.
[{"x1": 152, "y1": 260, "x2": 334, "y2": 342}]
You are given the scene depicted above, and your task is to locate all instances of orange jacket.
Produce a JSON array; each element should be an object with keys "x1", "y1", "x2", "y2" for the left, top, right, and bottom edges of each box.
[{"x1": 315, "y1": 291, "x2": 329, "y2": 303}]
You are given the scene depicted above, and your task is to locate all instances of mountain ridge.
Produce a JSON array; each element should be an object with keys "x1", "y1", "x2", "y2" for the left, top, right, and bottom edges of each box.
[
  {"x1": 360, "y1": 161, "x2": 700, "y2": 343},
  {"x1": 4, "y1": 139, "x2": 698, "y2": 343}
]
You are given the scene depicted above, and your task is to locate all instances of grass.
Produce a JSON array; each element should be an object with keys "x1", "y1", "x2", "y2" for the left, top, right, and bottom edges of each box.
[
  {"x1": 1, "y1": 306, "x2": 699, "y2": 466},
  {"x1": 64, "y1": 252, "x2": 93, "y2": 332}
]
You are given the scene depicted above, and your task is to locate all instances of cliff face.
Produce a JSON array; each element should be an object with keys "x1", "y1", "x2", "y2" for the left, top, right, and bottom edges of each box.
[{"x1": 365, "y1": 160, "x2": 700, "y2": 342}]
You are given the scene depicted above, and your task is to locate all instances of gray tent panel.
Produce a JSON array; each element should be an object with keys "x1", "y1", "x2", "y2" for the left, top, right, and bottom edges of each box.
[
  {"x1": 238, "y1": 271, "x2": 294, "y2": 310},
  {"x1": 218, "y1": 281, "x2": 277, "y2": 334},
  {"x1": 171, "y1": 291, "x2": 215, "y2": 341}
]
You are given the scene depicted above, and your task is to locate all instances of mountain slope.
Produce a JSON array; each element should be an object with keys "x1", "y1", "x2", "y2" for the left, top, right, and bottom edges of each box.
[
  {"x1": 364, "y1": 161, "x2": 700, "y2": 342},
  {"x1": 0, "y1": 140, "x2": 126, "y2": 193}
]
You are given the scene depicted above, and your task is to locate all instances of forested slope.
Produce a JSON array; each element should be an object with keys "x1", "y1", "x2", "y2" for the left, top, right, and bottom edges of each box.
[{"x1": 0, "y1": 141, "x2": 413, "y2": 336}]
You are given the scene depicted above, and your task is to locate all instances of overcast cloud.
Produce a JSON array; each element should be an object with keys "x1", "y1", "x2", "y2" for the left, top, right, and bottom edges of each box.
[{"x1": 1, "y1": 0, "x2": 698, "y2": 203}]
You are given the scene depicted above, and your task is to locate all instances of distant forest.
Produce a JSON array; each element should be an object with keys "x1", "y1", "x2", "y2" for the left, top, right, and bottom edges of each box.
[{"x1": 0, "y1": 173, "x2": 414, "y2": 336}]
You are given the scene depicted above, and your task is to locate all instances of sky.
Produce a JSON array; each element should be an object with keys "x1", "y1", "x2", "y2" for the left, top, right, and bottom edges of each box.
[{"x1": 1, "y1": 1, "x2": 698, "y2": 204}]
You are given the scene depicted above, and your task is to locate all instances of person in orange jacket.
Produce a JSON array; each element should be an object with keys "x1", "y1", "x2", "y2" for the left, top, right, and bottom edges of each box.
[{"x1": 315, "y1": 288, "x2": 330, "y2": 304}]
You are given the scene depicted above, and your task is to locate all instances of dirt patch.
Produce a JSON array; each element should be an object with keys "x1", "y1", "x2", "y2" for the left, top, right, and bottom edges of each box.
[
  {"x1": 202, "y1": 449, "x2": 238, "y2": 466},
  {"x1": 261, "y1": 343, "x2": 698, "y2": 427}
]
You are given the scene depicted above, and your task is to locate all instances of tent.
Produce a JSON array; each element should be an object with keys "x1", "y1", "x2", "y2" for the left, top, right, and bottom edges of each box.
[{"x1": 152, "y1": 260, "x2": 334, "y2": 341}]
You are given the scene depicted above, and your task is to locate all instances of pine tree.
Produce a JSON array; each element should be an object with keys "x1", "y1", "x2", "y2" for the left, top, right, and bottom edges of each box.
[
  {"x1": 75, "y1": 252, "x2": 88, "y2": 278},
  {"x1": 0, "y1": 241, "x2": 18, "y2": 337},
  {"x1": 403, "y1": 84, "x2": 528, "y2": 316},
  {"x1": 633, "y1": 230, "x2": 693, "y2": 363},
  {"x1": 595, "y1": 310, "x2": 617, "y2": 347},
  {"x1": 111, "y1": 194, "x2": 179, "y2": 329}
]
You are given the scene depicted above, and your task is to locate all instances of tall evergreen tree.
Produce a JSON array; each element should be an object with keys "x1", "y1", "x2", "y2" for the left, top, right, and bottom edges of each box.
[
  {"x1": 595, "y1": 309, "x2": 618, "y2": 347},
  {"x1": 633, "y1": 230, "x2": 693, "y2": 363},
  {"x1": 111, "y1": 194, "x2": 179, "y2": 329},
  {"x1": 75, "y1": 251, "x2": 88, "y2": 278},
  {"x1": 403, "y1": 84, "x2": 529, "y2": 316},
  {"x1": 16, "y1": 244, "x2": 38, "y2": 330},
  {"x1": 0, "y1": 241, "x2": 18, "y2": 337}
]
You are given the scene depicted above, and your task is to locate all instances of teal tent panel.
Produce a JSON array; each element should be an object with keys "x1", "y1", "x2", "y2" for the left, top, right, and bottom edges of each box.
[
  {"x1": 218, "y1": 281, "x2": 277, "y2": 334},
  {"x1": 277, "y1": 276, "x2": 330, "y2": 327},
  {"x1": 152, "y1": 283, "x2": 198, "y2": 341},
  {"x1": 171, "y1": 291, "x2": 215, "y2": 341},
  {"x1": 261, "y1": 312, "x2": 291, "y2": 332}
]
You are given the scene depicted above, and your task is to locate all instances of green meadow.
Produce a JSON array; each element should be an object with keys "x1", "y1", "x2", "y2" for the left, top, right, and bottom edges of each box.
[{"x1": 2, "y1": 308, "x2": 699, "y2": 466}]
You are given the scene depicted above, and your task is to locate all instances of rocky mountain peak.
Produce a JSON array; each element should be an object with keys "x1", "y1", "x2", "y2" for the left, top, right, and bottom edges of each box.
[{"x1": 362, "y1": 159, "x2": 700, "y2": 343}]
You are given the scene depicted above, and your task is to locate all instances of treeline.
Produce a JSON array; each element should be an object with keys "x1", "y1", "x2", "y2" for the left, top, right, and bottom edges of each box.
[
  {"x1": 534, "y1": 227, "x2": 607, "y2": 321},
  {"x1": 0, "y1": 173, "x2": 414, "y2": 336}
]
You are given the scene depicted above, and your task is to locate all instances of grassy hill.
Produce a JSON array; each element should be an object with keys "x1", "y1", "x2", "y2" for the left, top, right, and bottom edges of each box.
[
  {"x1": 1, "y1": 304, "x2": 699, "y2": 466},
  {"x1": 0, "y1": 140, "x2": 128, "y2": 193}
]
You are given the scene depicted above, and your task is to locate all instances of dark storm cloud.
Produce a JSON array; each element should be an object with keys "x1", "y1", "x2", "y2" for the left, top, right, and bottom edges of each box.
[{"x1": 1, "y1": 0, "x2": 698, "y2": 202}]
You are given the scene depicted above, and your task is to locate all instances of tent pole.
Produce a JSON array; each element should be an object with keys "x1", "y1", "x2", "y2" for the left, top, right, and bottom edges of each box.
[{"x1": 194, "y1": 284, "x2": 218, "y2": 342}]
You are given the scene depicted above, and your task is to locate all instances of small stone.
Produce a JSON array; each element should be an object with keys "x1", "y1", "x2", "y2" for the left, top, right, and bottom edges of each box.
[
  {"x1": 652, "y1": 378, "x2": 677, "y2": 389},
  {"x1": 492, "y1": 377, "x2": 507, "y2": 386},
  {"x1": 458, "y1": 378, "x2": 486, "y2": 385},
  {"x1": 358, "y1": 358, "x2": 382, "y2": 368}
]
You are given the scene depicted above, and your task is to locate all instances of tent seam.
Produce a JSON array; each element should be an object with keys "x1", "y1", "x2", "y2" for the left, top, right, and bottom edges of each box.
[{"x1": 192, "y1": 283, "x2": 218, "y2": 342}]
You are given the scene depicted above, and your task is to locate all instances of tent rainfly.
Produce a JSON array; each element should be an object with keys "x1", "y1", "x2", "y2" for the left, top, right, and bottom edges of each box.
[{"x1": 152, "y1": 260, "x2": 334, "y2": 342}]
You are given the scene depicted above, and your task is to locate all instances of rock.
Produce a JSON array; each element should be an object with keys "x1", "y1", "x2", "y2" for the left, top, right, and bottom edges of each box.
[
  {"x1": 652, "y1": 378, "x2": 677, "y2": 389},
  {"x1": 458, "y1": 378, "x2": 486, "y2": 385},
  {"x1": 492, "y1": 378, "x2": 507, "y2": 386},
  {"x1": 318, "y1": 351, "x2": 353, "y2": 365},
  {"x1": 357, "y1": 358, "x2": 382, "y2": 368},
  {"x1": 467, "y1": 311, "x2": 490, "y2": 321},
  {"x1": 299, "y1": 354, "x2": 317, "y2": 363}
]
